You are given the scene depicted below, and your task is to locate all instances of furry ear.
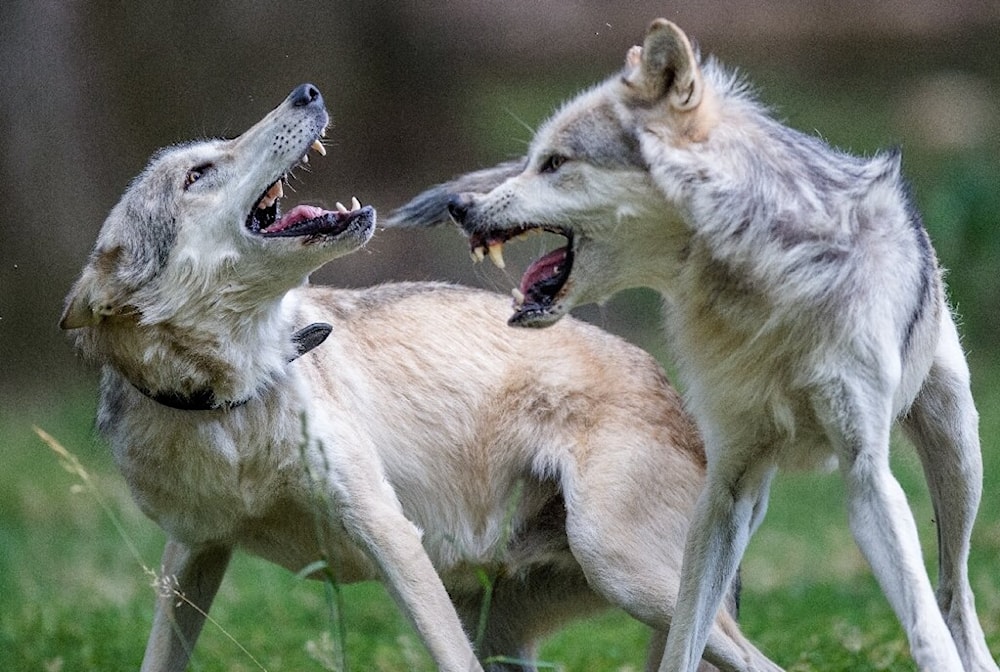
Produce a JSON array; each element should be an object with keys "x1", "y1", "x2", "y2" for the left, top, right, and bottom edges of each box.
[
  {"x1": 59, "y1": 247, "x2": 125, "y2": 330},
  {"x1": 625, "y1": 19, "x2": 703, "y2": 110}
]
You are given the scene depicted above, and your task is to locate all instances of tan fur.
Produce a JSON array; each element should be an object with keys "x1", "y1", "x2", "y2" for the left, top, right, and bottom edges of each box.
[{"x1": 62, "y1": 85, "x2": 778, "y2": 672}]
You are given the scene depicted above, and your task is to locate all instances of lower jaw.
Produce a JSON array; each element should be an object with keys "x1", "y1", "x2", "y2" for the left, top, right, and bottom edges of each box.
[{"x1": 508, "y1": 301, "x2": 563, "y2": 328}]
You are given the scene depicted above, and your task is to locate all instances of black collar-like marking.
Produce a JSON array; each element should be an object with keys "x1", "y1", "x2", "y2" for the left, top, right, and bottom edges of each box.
[{"x1": 134, "y1": 322, "x2": 333, "y2": 411}]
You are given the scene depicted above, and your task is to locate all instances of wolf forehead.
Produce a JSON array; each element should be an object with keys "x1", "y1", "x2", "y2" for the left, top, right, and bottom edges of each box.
[
  {"x1": 116, "y1": 140, "x2": 228, "y2": 214},
  {"x1": 95, "y1": 140, "x2": 221, "y2": 266},
  {"x1": 534, "y1": 91, "x2": 644, "y2": 170}
]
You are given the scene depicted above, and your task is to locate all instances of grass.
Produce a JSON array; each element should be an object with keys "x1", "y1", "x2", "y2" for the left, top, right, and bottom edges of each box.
[{"x1": 1, "y1": 362, "x2": 999, "y2": 671}]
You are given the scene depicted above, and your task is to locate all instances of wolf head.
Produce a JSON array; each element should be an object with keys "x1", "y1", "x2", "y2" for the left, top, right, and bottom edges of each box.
[
  {"x1": 61, "y1": 84, "x2": 375, "y2": 333},
  {"x1": 389, "y1": 20, "x2": 729, "y2": 327}
]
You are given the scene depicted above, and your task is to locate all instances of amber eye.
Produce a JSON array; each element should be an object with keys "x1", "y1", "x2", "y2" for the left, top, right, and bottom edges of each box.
[
  {"x1": 184, "y1": 163, "x2": 213, "y2": 190},
  {"x1": 540, "y1": 154, "x2": 567, "y2": 174}
]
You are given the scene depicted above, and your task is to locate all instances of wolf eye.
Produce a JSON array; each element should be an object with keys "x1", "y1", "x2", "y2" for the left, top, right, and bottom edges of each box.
[
  {"x1": 184, "y1": 163, "x2": 214, "y2": 190},
  {"x1": 540, "y1": 154, "x2": 568, "y2": 174}
]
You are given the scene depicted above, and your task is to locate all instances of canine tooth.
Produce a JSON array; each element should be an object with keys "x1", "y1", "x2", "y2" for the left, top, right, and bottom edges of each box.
[
  {"x1": 301, "y1": 153, "x2": 309, "y2": 164},
  {"x1": 311, "y1": 139, "x2": 326, "y2": 156},
  {"x1": 511, "y1": 287, "x2": 525, "y2": 306},
  {"x1": 336, "y1": 202, "x2": 349, "y2": 214},
  {"x1": 257, "y1": 181, "x2": 284, "y2": 209},
  {"x1": 472, "y1": 246, "x2": 486, "y2": 263},
  {"x1": 487, "y1": 242, "x2": 506, "y2": 269},
  {"x1": 350, "y1": 196, "x2": 361, "y2": 211}
]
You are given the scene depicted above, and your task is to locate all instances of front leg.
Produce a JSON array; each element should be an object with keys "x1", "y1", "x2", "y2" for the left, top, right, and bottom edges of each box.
[
  {"x1": 318, "y1": 437, "x2": 483, "y2": 672},
  {"x1": 339, "y1": 494, "x2": 483, "y2": 672},
  {"x1": 816, "y1": 376, "x2": 964, "y2": 670},
  {"x1": 141, "y1": 539, "x2": 232, "y2": 672},
  {"x1": 660, "y1": 453, "x2": 775, "y2": 672}
]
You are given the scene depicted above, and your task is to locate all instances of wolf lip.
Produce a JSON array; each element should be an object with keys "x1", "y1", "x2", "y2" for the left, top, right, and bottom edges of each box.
[
  {"x1": 244, "y1": 127, "x2": 342, "y2": 238},
  {"x1": 468, "y1": 227, "x2": 573, "y2": 317}
]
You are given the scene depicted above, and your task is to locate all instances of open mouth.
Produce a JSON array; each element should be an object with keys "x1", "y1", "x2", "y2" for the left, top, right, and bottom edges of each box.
[
  {"x1": 245, "y1": 138, "x2": 372, "y2": 240},
  {"x1": 468, "y1": 226, "x2": 574, "y2": 325}
]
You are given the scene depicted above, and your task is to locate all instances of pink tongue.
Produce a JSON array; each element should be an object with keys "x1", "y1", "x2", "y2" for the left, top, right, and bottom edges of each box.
[
  {"x1": 520, "y1": 247, "x2": 567, "y2": 294},
  {"x1": 263, "y1": 204, "x2": 329, "y2": 233}
]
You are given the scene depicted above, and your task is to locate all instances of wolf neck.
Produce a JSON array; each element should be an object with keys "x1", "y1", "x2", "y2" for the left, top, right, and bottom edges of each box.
[{"x1": 97, "y1": 299, "x2": 301, "y2": 409}]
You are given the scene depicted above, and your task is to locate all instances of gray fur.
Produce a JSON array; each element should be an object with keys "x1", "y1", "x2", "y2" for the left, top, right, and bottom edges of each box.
[{"x1": 397, "y1": 19, "x2": 997, "y2": 672}]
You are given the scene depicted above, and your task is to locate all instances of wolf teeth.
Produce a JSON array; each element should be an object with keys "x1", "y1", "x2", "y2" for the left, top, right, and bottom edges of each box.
[
  {"x1": 487, "y1": 242, "x2": 506, "y2": 269},
  {"x1": 511, "y1": 287, "x2": 525, "y2": 306},
  {"x1": 470, "y1": 241, "x2": 509, "y2": 267},
  {"x1": 311, "y1": 139, "x2": 326, "y2": 156},
  {"x1": 335, "y1": 197, "x2": 363, "y2": 214},
  {"x1": 258, "y1": 181, "x2": 284, "y2": 209}
]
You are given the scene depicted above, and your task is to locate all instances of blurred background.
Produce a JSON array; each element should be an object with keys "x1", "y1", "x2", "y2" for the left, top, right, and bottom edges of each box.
[
  {"x1": 1, "y1": 2, "x2": 998, "y2": 669},
  {"x1": 1, "y1": 1, "x2": 997, "y2": 402}
]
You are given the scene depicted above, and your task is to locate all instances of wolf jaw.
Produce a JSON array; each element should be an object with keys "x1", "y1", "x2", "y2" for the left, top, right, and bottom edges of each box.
[
  {"x1": 59, "y1": 83, "x2": 378, "y2": 403},
  {"x1": 468, "y1": 226, "x2": 575, "y2": 326},
  {"x1": 245, "y1": 137, "x2": 371, "y2": 240}
]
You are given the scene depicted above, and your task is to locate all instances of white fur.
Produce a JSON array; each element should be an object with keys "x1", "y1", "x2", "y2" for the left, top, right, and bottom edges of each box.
[{"x1": 436, "y1": 19, "x2": 995, "y2": 672}]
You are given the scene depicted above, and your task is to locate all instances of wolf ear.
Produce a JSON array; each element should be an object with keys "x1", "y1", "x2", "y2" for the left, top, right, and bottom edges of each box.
[
  {"x1": 625, "y1": 19, "x2": 703, "y2": 110},
  {"x1": 59, "y1": 247, "x2": 126, "y2": 330}
]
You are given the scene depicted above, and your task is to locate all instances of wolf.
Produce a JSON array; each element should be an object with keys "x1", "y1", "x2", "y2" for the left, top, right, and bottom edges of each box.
[
  {"x1": 60, "y1": 84, "x2": 781, "y2": 672},
  {"x1": 390, "y1": 20, "x2": 997, "y2": 672}
]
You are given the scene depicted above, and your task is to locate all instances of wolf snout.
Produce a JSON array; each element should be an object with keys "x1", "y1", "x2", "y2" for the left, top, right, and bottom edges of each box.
[
  {"x1": 289, "y1": 83, "x2": 323, "y2": 108},
  {"x1": 447, "y1": 193, "x2": 475, "y2": 224}
]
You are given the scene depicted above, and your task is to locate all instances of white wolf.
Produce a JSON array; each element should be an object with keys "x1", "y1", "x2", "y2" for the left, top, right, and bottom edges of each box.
[
  {"x1": 61, "y1": 84, "x2": 779, "y2": 672},
  {"x1": 391, "y1": 20, "x2": 997, "y2": 672}
]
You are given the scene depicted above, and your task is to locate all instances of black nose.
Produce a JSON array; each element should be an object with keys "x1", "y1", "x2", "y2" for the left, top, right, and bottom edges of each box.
[
  {"x1": 289, "y1": 83, "x2": 322, "y2": 108},
  {"x1": 447, "y1": 193, "x2": 474, "y2": 223}
]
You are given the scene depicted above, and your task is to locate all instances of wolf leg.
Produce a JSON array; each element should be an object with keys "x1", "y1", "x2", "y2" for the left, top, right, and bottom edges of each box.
[
  {"x1": 140, "y1": 540, "x2": 232, "y2": 672},
  {"x1": 817, "y1": 378, "x2": 965, "y2": 671},
  {"x1": 901, "y1": 314, "x2": 997, "y2": 672},
  {"x1": 656, "y1": 454, "x2": 777, "y2": 672},
  {"x1": 327, "y1": 438, "x2": 483, "y2": 672}
]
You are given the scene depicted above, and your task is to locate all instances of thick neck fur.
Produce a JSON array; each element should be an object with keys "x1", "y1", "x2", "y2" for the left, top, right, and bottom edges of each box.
[
  {"x1": 75, "y1": 289, "x2": 295, "y2": 404},
  {"x1": 637, "y1": 59, "x2": 916, "y2": 303},
  {"x1": 631, "y1": 58, "x2": 938, "y2": 433}
]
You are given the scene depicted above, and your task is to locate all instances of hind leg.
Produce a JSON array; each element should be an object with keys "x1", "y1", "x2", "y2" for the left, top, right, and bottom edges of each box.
[
  {"x1": 900, "y1": 315, "x2": 997, "y2": 671},
  {"x1": 814, "y1": 374, "x2": 964, "y2": 670},
  {"x1": 560, "y1": 433, "x2": 781, "y2": 672}
]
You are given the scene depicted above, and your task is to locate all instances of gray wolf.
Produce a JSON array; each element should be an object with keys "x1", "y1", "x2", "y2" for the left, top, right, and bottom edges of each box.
[
  {"x1": 390, "y1": 20, "x2": 997, "y2": 672},
  {"x1": 60, "y1": 84, "x2": 779, "y2": 671}
]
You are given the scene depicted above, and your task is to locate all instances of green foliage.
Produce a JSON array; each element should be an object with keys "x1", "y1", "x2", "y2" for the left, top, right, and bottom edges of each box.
[
  {"x1": 3, "y1": 386, "x2": 999, "y2": 671},
  {"x1": 919, "y1": 151, "x2": 1000, "y2": 349}
]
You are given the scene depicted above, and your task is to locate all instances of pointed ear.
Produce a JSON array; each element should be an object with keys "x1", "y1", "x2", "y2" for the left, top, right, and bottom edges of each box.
[
  {"x1": 624, "y1": 19, "x2": 703, "y2": 110},
  {"x1": 59, "y1": 247, "x2": 125, "y2": 330}
]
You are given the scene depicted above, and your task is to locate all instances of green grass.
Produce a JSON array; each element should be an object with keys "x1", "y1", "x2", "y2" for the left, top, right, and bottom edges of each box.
[{"x1": 2, "y1": 368, "x2": 999, "y2": 671}]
